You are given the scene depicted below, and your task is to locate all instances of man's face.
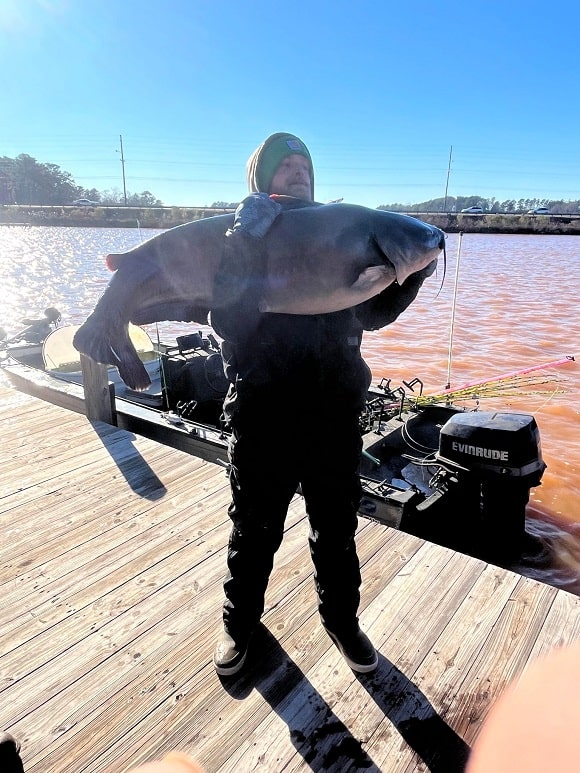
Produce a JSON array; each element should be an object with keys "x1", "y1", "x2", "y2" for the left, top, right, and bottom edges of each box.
[{"x1": 268, "y1": 154, "x2": 312, "y2": 200}]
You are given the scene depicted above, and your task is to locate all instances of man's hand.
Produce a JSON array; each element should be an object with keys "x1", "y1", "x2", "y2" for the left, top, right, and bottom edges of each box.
[
  {"x1": 354, "y1": 260, "x2": 437, "y2": 331},
  {"x1": 227, "y1": 193, "x2": 282, "y2": 239}
]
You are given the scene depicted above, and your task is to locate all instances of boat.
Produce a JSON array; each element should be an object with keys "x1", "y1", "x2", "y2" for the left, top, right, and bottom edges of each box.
[{"x1": 1, "y1": 308, "x2": 549, "y2": 569}]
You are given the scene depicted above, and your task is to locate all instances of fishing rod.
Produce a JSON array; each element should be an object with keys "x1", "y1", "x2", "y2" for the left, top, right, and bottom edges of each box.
[
  {"x1": 433, "y1": 355, "x2": 575, "y2": 400},
  {"x1": 441, "y1": 228, "x2": 575, "y2": 395},
  {"x1": 445, "y1": 231, "x2": 463, "y2": 390},
  {"x1": 373, "y1": 356, "x2": 574, "y2": 414}
]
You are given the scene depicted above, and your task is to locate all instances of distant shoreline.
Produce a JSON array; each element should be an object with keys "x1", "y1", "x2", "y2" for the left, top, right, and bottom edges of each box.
[
  {"x1": 414, "y1": 211, "x2": 580, "y2": 235},
  {"x1": 0, "y1": 204, "x2": 234, "y2": 230},
  {"x1": 1, "y1": 204, "x2": 580, "y2": 235}
]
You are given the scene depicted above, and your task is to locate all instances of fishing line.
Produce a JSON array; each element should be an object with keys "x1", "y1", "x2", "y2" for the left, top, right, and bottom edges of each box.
[
  {"x1": 401, "y1": 421, "x2": 438, "y2": 454},
  {"x1": 517, "y1": 385, "x2": 564, "y2": 413},
  {"x1": 445, "y1": 231, "x2": 463, "y2": 390}
]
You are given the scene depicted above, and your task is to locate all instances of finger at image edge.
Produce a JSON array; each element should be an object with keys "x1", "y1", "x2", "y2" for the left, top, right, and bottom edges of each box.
[
  {"x1": 129, "y1": 751, "x2": 204, "y2": 773},
  {"x1": 467, "y1": 642, "x2": 580, "y2": 773}
]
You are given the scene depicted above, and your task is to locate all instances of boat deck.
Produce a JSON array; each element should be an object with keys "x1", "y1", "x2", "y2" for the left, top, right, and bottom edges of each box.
[{"x1": 1, "y1": 382, "x2": 580, "y2": 773}]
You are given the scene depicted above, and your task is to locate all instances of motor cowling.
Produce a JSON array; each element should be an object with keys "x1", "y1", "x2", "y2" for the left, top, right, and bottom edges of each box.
[
  {"x1": 412, "y1": 411, "x2": 546, "y2": 565},
  {"x1": 435, "y1": 411, "x2": 545, "y2": 485}
]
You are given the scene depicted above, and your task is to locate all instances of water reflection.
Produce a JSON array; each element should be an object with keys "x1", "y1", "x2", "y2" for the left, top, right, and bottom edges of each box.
[{"x1": 1, "y1": 226, "x2": 579, "y2": 590}]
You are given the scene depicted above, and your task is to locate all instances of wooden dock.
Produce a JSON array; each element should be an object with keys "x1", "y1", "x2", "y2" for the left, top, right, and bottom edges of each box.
[{"x1": 1, "y1": 382, "x2": 579, "y2": 773}]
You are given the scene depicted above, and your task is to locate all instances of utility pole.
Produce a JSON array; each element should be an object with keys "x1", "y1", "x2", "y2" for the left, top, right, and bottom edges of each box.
[
  {"x1": 443, "y1": 145, "x2": 453, "y2": 212},
  {"x1": 119, "y1": 134, "x2": 128, "y2": 206}
]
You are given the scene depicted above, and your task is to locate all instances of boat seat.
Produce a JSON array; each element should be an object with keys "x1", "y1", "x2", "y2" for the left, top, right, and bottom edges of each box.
[{"x1": 42, "y1": 324, "x2": 163, "y2": 405}]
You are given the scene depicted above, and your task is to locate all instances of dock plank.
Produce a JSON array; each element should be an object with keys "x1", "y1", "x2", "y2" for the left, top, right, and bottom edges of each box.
[{"x1": 0, "y1": 383, "x2": 579, "y2": 772}]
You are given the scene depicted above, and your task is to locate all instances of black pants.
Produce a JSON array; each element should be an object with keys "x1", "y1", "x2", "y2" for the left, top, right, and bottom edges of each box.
[{"x1": 222, "y1": 387, "x2": 363, "y2": 640}]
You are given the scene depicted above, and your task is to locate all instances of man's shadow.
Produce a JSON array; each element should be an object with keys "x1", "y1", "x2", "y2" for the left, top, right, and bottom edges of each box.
[
  {"x1": 220, "y1": 626, "x2": 470, "y2": 772},
  {"x1": 358, "y1": 653, "x2": 471, "y2": 772}
]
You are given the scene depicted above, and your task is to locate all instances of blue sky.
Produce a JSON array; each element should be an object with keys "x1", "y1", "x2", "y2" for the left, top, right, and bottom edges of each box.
[{"x1": 1, "y1": 0, "x2": 579, "y2": 208}]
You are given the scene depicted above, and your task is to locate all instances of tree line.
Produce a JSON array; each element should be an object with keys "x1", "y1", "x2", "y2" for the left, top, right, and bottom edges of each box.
[
  {"x1": 0, "y1": 154, "x2": 162, "y2": 207},
  {"x1": 378, "y1": 195, "x2": 580, "y2": 214},
  {"x1": 1, "y1": 153, "x2": 578, "y2": 213}
]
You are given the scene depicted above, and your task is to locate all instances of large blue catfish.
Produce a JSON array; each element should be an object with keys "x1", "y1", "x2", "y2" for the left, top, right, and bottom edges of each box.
[{"x1": 73, "y1": 204, "x2": 445, "y2": 390}]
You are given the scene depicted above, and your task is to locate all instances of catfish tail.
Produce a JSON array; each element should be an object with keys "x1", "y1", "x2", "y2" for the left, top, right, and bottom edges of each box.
[
  {"x1": 73, "y1": 313, "x2": 151, "y2": 390},
  {"x1": 72, "y1": 258, "x2": 160, "y2": 390},
  {"x1": 73, "y1": 312, "x2": 151, "y2": 390}
]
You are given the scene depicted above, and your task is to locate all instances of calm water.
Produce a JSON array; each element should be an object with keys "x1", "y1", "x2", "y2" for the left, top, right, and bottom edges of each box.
[{"x1": 1, "y1": 226, "x2": 579, "y2": 591}]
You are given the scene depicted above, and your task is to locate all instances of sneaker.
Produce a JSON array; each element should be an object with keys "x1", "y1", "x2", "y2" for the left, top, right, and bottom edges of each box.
[
  {"x1": 213, "y1": 630, "x2": 250, "y2": 676},
  {"x1": 325, "y1": 626, "x2": 378, "y2": 673}
]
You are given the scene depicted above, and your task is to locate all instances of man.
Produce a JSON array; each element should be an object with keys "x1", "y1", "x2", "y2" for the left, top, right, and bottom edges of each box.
[{"x1": 211, "y1": 132, "x2": 379, "y2": 677}]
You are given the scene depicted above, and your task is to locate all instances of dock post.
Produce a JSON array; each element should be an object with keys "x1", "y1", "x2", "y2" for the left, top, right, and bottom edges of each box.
[{"x1": 80, "y1": 354, "x2": 117, "y2": 425}]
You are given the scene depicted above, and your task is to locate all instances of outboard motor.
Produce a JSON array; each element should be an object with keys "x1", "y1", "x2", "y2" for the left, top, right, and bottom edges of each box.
[
  {"x1": 414, "y1": 411, "x2": 546, "y2": 564},
  {"x1": 17, "y1": 307, "x2": 62, "y2": 344}
]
